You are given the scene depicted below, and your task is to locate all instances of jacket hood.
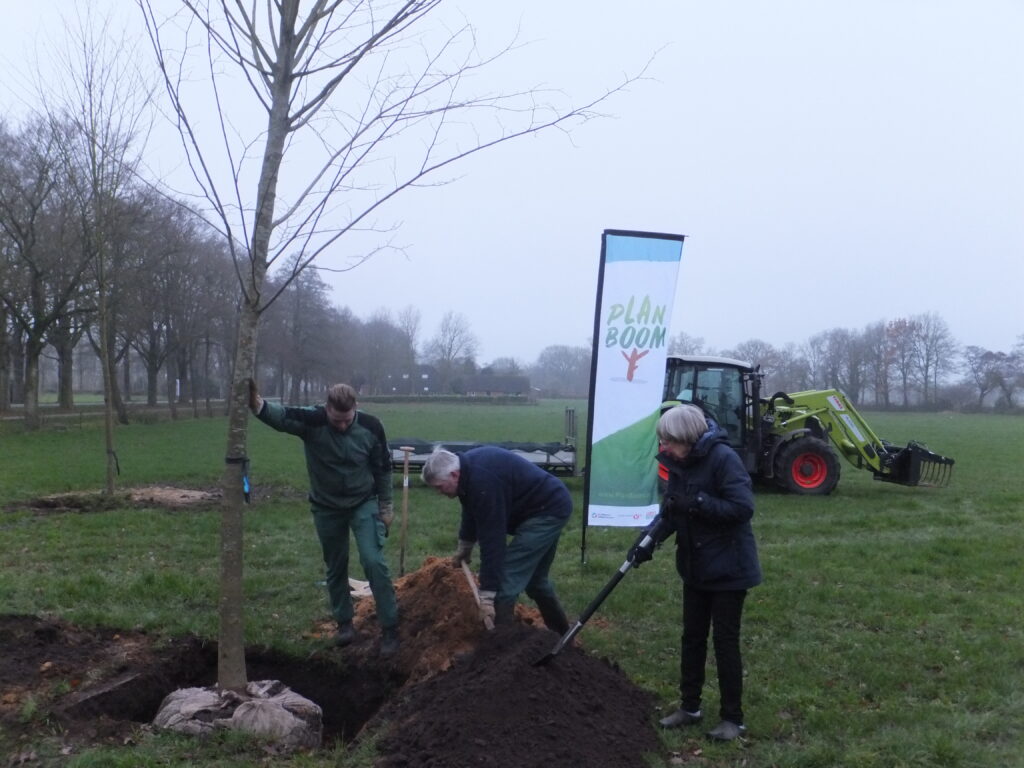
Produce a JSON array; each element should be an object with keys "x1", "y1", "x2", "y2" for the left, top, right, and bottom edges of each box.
[{"x1": 657, "y1": 417, "x2": 729, "y2": 469}]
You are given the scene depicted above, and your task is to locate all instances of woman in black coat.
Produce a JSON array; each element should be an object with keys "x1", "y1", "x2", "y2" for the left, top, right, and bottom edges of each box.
[{"x1": 652, "y1": 403, "x2": 762, "y2": 742}]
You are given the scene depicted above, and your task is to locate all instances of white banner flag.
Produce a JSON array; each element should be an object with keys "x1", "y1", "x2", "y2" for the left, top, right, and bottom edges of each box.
[{"x1": 585, "y1": 230, "x2": 685, "y2": 528}]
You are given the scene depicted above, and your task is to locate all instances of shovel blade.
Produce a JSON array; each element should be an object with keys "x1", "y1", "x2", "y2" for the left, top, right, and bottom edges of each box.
[{"x1": 532, "y1": 621, "x2": 582, "y2": 666}]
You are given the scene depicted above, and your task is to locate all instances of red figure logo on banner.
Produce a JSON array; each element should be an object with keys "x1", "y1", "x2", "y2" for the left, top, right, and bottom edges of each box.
[{"x1": 620, "y1": 348, "x2": 649, "y2": 381}]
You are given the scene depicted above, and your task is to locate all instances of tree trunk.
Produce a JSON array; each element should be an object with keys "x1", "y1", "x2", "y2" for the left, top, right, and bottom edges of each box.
[
  {"x1": 122, "y1": 350, "x2": 132, "y2": 403},
  {"x1": 204, "y1": 336, "x2": 213, "y2": 417},
  {"x1": 97, "y1": 273, "x2": 118, "y2": 495},
  {"x1": 217, "y1": 299, "x2": 260, "y2": 692},
  {"x1": 146, "y1": 358, "x2": 160, "y2": 406},
  {"x1": 23, "y1": 344, "x2": 42, "y2": 430},
  {"x1": 55, "y1": 332, "x2": 75, "y2": 410},
  {"x1": 176, "y1": 348, "x2": 191, "y2": 405},
  {"x1": 166, "y1": 358, "x2": 179, "y2": 420},
  {"x1": 10, "y1": 332, "x2": 25, "y2": 406}
]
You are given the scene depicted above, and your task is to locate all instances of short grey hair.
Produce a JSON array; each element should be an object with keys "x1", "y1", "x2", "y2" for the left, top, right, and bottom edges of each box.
[
  {"x1": 657, "y1": 404, "x2": 708, "y2": 445},
  {"x1": 422, "y1": 448, "x2": 461, "y2": 484}
]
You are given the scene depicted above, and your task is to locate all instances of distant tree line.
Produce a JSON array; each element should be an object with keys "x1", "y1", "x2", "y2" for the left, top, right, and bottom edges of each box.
[
  {"x1": 2, "y1": 114, "x2": 1020, "y2": 420},
  {"x1": 668, "y1": 323, "x2": 1024, "y2": 412},
  {"x1": 0, "y1": 113, "x2": 587, "y2": 423}
]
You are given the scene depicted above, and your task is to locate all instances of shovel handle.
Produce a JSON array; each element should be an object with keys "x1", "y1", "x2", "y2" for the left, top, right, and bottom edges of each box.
[
  {"x1": 460, "y1": 562, "x2": 495, "y2": 630},
  {"x1": 539, "y1": 514, "x2": 671, "y2": 664}
]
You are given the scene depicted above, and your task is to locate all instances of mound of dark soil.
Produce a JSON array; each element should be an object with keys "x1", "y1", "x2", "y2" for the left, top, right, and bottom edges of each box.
[
  {"x1": 367, "y1": 624, "x2": 661, "y2": 768},
  {"x1": 0, "y1": 557, "x2": 665, "y2": 765}
]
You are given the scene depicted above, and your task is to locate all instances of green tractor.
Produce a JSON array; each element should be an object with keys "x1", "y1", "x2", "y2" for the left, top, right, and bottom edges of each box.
[{"x1": 661, "y1": 355, "x2": 955, "y2": 495}]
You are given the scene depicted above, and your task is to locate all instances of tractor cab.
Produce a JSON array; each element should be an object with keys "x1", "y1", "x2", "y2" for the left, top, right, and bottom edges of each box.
[{"x1": 661, "y1": 355, "x2": 761, "y2": 473}]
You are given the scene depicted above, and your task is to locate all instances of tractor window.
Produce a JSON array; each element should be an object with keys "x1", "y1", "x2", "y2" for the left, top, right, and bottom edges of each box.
[
  {"x1": 701, "y1": 367, "x2": 743, "y2": 443},
  {"x1": 665, "y1": 364, "x2": 697, "y2": 403},
  {"x1": 664, "y1": 360, "x2": 744, "y2": 448}
]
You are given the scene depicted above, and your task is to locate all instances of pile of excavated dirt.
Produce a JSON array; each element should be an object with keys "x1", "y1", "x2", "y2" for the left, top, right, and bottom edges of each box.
[
  {"x1": 0, "y1": 557, "x2": 665, "y2": 765},
  {"x1": 348, "y1": 557, "x2": 662, "y2": 767},
  {"x1": 342, "y1": 556, "x2": 548, "y2": 684},
  {"x1": 367, "y1": 623, "x2": 662, "y2": 768}
]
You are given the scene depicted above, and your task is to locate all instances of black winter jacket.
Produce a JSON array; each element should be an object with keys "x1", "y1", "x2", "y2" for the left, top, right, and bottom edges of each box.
[{"x1": 656, "y1": 420, "x2": 762, "y2": 591}]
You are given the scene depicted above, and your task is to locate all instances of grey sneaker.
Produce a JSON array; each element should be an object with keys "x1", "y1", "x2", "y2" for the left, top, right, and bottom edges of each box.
[
  {"x1": 380, "y1": 627, "x2": 400, "y2": 657},
  {"x1": 334, "y1": 621, "x2": 355, "y2": 647},
  {"x1": 706, "y1": 720, "x2": 746, "y2": 741},
  {"x1": 659, "y1": 708, "x2": 702, "y2": 728}
]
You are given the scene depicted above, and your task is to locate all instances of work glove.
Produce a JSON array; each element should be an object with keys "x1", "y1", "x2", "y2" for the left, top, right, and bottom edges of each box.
[
  {"x1": 248, "y1": 378, "x2": 264, "y2": 414},
  {"x1": 376, "y1": 502, "x2": 394, "y2": 533},
  {"x1": 450, "y1": 539, "x2": 474, "y2": 568},
  {"x1": 627, "y1": 539, "x2": 655, "y2": 567},
  {"x1": 627, "y1": 524, "x2": 657, "y2": 566},
  {"x1": 478, "y1": 590, "x2": 496, "y2": 625}
]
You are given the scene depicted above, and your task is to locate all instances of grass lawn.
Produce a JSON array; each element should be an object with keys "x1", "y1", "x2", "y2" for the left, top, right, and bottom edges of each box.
[{"x1": 1, "y1": 403, "x2": 1021, "y2": 766}]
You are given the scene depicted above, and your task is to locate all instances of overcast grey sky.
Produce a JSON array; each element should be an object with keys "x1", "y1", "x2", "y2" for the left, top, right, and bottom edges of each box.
[{"x1": 3, "y1": 1, "x2": 1022, "y2": 364}]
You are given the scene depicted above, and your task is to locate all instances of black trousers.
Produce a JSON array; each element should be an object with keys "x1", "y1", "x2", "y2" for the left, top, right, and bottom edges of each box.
[{"x1": 679, "y1": 584, "x2": 748, "y2": 724}]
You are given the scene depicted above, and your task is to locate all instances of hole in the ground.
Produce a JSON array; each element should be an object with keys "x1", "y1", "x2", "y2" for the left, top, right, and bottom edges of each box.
[{"x1": 56, "y1": 639, "x2": 403, "y2": 744}]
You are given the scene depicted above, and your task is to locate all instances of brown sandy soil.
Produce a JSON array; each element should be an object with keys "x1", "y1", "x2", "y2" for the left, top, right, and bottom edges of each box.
[{"x1": 1, "y1": 524, "x2": 666, "y2": 765}]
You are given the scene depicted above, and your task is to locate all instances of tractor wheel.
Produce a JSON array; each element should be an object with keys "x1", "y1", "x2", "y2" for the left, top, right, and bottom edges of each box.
[{"x1": 774, "y1": 437, "x2": 840, "y2": 495}]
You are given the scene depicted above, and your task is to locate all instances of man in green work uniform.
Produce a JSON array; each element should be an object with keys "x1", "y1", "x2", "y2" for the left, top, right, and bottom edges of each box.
[{"x1": 249, "y1": 380, "x2": 399, "y2": 656}]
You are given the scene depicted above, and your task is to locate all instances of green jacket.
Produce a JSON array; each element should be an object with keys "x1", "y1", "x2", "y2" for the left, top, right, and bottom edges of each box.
[{"x1": 256, "y1": 401, "x2": 393, "y2": 512}]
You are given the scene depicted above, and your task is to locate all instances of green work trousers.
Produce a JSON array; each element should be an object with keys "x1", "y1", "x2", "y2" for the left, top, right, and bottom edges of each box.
[
  {"x1": 312, "y1": 497, "x2": 398, "y2": 629},
  {"x1": 497, "y1": 514, "x2": 568, "y2": 604}
]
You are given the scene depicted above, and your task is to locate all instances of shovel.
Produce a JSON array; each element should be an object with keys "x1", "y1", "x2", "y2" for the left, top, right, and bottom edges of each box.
[
  {"x1": 461, "y1": 561, "x2": 495, "y2": 631},
  {"x1": 533, "y1": 513, "x2": 670, "y2": 666}
]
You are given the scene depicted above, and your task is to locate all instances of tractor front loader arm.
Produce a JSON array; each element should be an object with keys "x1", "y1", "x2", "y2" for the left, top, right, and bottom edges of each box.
[{"x1": 773, "y1": 389, "x2": 954, "y2": 487}]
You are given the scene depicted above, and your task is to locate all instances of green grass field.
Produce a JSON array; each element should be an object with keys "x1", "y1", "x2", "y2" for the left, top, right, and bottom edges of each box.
[{"x1": 1, "y1": 403, "x2": 1021, "y2": 767}]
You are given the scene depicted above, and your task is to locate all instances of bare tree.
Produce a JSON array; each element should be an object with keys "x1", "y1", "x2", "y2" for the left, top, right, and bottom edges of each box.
[
  {"x1": 486, "y1": 356, "x2": 523, "y2": 375},
  {"x1": 770, "y1": 342, "x2": 812, "y2": 393},
  {"x1": 360, "y1": 309, "x2": 409, "y2": 394},
  {"x1": 723, "y1": 338, "x2": 778, "y2": 377},
  {"x1": 0, "y1": 119, "x2": 87, "y2": 430},
  {"x1": 396, "y1": 304, "x2": 421, "y2": 391},
  {"x1": 861, "y1": 320, "x2": 892, "y2": 407},
  {"x1": 910, "y1": 312, "x2": 958, "y2": 406},
  {"x1": 425, "y1": 310, "x2": 479, "y2": 392},
  {"x1": 45, "y1": 6, "x2": 153, "y2": 490},
  {"x1": 667, "y1": 331, "x2": 706, "y2": 355},
  {"x1": 961, "y1": 345, "x2": 1003, "y2": 409},
  {"x1": 887, "y1": 318, "x2": 920, "y2": 407},
  {"x1": 530, "y1": 344, "x2": 590, "y2": 398},
  {"x1": 137, "y1": 0, "x2": 643, "y2": 690},
  {"x1": 0, "y1": 303, "x2": 9, "y2": 413}
]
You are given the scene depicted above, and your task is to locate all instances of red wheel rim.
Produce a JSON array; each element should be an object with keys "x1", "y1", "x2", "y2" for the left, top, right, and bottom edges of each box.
[{"x1": 790, "y1": 453, "x2": 827, "y2": 488}]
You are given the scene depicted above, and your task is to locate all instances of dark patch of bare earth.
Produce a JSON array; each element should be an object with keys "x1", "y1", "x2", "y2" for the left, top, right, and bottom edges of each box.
[{"x1": 2, "y1": 491, "x2": 664, "y2": 767}]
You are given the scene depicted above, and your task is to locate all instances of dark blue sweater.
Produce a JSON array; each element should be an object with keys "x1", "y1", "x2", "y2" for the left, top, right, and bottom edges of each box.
[{"x1": 456, "y1": 446, "x2": 572, "y2": 592}]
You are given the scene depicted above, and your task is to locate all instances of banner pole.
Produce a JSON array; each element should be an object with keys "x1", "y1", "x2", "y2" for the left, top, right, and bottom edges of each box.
[{"x1": 581, "y1": 231, "x2": 611, "y2": 565}]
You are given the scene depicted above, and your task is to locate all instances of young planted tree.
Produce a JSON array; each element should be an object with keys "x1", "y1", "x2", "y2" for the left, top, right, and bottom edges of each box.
[
  {"x1": 137, "y1": 0, "x2": 646, "y2": 691},
  {"x1": 44, "y1": 6, "x2": 153, "y2": 490}
]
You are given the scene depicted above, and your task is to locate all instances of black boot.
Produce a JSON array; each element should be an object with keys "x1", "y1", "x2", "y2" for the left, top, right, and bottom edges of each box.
[
  {"x1": 533, "y1": 594, "x2": 570, "y2": 635},
  {"x1": 494, "y1": 600, "x2": 516, "y2": 625}
]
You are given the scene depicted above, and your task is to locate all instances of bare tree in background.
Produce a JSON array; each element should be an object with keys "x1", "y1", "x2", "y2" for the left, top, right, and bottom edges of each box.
[
  {"x1": 45, "y1": 7, "x2": 152, "y2": 491},
  {"x1": 531, "y1": 344, "x2": 590, "y2": 397},
  {"x1": 861, "y1": 320, "x2": 892, "y2": 407},
  {"x1": 397, "y1": 305, "x2": 421, "y2": 391},
  {"x1": 137, "y1": 0, "x2": 645, "y2": 691},
  {"x1": 910, "y1": 312, "x2": 958, "y2": 406},
  {"x1": 667, "y1": 331, "x2": 706, "y2": 356},
  {"x1": 425, "y1": 309, "x2": 479, "y2": 391},
  {"x1": 0, "y1": 120, "x2": 65, "y2": 430}
]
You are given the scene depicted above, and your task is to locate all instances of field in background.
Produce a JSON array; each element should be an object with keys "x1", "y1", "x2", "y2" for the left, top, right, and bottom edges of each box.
[{"x1": 1, "y1": 405, "x2": 1021, "y2": 767}]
